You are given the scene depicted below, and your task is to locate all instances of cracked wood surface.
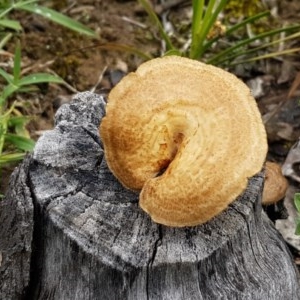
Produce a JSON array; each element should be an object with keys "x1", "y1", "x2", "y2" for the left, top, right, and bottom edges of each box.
[{"x1": 1, "y1": 92, "x2": 299, "y2": 299}]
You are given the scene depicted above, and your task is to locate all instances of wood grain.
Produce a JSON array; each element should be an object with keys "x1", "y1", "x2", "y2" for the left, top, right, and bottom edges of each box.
[{"x1": 0, "y1": 92, "x2": 299, "y2": 300}]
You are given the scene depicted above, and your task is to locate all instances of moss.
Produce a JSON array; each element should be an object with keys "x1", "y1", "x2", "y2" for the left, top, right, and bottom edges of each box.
[
  {"x1": 224, "y1": 0, "x2": 263, "y2": 19},
  {"x1": 224, "y1": 0, "x2": 274, "y2": 34},
  {"x1": 53, "y1": 55, "x2": 81, "y2": 82}
]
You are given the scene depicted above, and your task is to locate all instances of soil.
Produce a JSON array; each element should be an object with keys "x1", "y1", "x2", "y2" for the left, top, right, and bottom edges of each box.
[
  {"x1": 1, "y1": 0, "x2": 300, "y2": 263},
  {"x1": 1, "y1": 0, "x2": 158, "y2": 192}
]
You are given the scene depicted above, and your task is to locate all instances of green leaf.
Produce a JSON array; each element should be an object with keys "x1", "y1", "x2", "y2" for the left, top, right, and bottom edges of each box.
[
  {"x1": 0, "y1": 19, "x2": 22, "y2": 31},
  {"x1": 0, "y1": 6, "x2": 14, "y2": 20},
  {"x1": 19, "y1": 4, "x2": 98, "y2": 38},
  {"x1": 7, "y1": 116, "x2": 31, "y2": 128},
  {"x1": 4, "y1": 133, "x2": 35, "y2": 151},
  {"x1": 0, "y1": 32, "x2": 13, "y2": 49},
  {"x1": 294, "y1": 193, "x2": 300, "y2": 212},
  {"x1": 0, "y1": 73, "x2": 64, "y2": 106},
  {"x1": 0, "y1": 152, "x2": 26, "y2": 165},
  {"x1": 8, "y1": 116, "x2": 31, "y2": 137},
  {"x1": 0, "y1": 83, "x2": 19, "y2": 106},
  {"x1": 18, "y1": 73, "x2": 65, "y2": 86},
  {"x1": 0, "y1": 68, "x2": 14, "y2": 84},
  {"x1": 17, "y1": 85, "x2": 40, "y2": 93},
  {"x1": 0, "y1": 102, "x2": 14, "y2": 121},
  {"x1": 164, "y1": 49, "x2": 182, "y2": 56}
]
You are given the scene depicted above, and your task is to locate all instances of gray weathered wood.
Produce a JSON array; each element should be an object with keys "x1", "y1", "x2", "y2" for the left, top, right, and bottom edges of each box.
[{"x1": 1, "y1": 91, "x2": 299, "y2": 300}]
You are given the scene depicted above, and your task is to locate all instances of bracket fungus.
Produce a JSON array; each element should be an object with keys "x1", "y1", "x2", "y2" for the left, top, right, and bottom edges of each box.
[
  {"x1": 100, "y1": 56, "x2": 267, "y2": 227},
  {"x1": 262, "y1": 161, "x2": 288, "y2": 205}
]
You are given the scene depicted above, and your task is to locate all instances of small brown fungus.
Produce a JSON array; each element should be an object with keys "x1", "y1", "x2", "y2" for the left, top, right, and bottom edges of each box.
[
  {"x1": 100, "y1": 56, "x2": 268, "y2": 227},
  {"x1": 262, "y1": 161, "x2": 288, "y2": 205}
]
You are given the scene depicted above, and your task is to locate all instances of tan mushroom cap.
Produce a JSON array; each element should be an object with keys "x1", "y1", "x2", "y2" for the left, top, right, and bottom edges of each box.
[
  {"x1": 262, "y1": 161, "x2": 288, "y2": 205},
  {"x1": 100, "y1": 56, "x2": 267, "y2": 227}
]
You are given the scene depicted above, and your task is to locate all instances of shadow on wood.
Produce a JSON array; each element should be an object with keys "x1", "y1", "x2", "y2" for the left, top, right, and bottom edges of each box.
[{"x1": 1, "y1": 92, "x2": 299, "y2": 300}]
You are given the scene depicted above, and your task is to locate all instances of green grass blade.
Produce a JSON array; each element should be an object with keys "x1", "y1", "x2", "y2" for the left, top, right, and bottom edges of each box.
[
  {"x1": 8, "y1": 116, "x2": 31, "y2": 137},
  {"x1": 0, "y1": 68, "x2": 14, "y2": 84},
  {"x1": 211, "y1": 0, "x2": 228, "y2": 21},
  {"x1": 0, "y1": 6, "x2": 14, "y2": 19},
  {"x1": 0, "y1": 152, "x2": 26, "y2": 165},
  {"x1": 0, "y1": 84, "x2": 19, "y2": 106},
  {"x1": 203, "y1": 10, "x2": 270, "y2": 53},
  {"x1": 138, "y1": 0, "x2": 175, "y2": 51},
  {"x1": 12, "y1": 0, "x2": 38, "y2": 9},
  {"x1": 222, "y1": 47, "x2": 300, "y2": 66},
  {"x1": 190, "y1": 0, "x2": 228, "y2": 59},
  {"x1": 295, "y1": 193, "x2": 300, "y2": 235},
  {"x1": 164, "y1": 49, "x2": 182, "y2": 56},
  {"x1": 8, "y1": 116, "x2": 31, "y2": 127},
  {"x1": 13, "y1": 42, "x2": 21, "y2": 83},
  {"x1": 4, "y1": 133, "x2": 35, "y2": 151},
  {"x1": 0, "y1": 32, "x2": 13, "y2": 49},
  {"x1": 294, "y1": 193, "x2": 300, "y2": 212},
  {"x1": 16, "y1": 86, "x2": 39, "y2": 93},
  {"x1": 215, "y1": 31, "x2": 300, "y2": 65},
  {"x1": 295, "y1": 219, "x2": 300, "y2": 235},
  {"x1": 191, "y1": 0, "x2": 205, "y2": 39},
  {"x1": 226, "y1": 11, "x2": 270, "y2": 36},
  {"x1": 190, "y1": 0, "x2": 207, "y2": 59},
  {"x1": 19, "y1": 4, "x2": 97, "y2": 38},
  {"x1": 204, "y1": 0, "x2": 216, "y2": 17},
  {"x1": 0, "y1": 19, "x2": 22, "y2": 31},
  {"x1": 18, "y1": 73, "x2": 65, "y2": 86},
  {"x1": 201, "y1": 0, "x2": 227, "y2": 45},
  {"x1": 207, "y1": 24, "x2": 300, "y2": 65},
  {"x1": 0, "y1": 1, "x2": 35, "y2": 30},
  {"x1": 0, "y1": 103, "x2": 15, "y2": 119},
  {"x1": 0, "y1": 106, "x2": 13, "y2": 154},
  {"x1": 0, "y1": 124, "x2": 7, "y2": 156}
]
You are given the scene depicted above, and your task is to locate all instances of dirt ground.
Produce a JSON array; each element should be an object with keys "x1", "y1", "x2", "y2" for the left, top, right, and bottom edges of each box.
[{"x1": 1, "y1": 0, "x2": 300, "y2": 263}]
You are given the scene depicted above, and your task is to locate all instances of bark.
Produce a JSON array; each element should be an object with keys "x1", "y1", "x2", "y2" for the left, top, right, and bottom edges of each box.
[{"x1": 0, "y1": 92, "x2": 299, "y2": 300}]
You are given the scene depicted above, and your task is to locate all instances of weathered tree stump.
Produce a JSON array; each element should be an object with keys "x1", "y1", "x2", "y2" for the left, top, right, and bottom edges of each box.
[{"x1": 1, "y1": 92, "x2": 299, "y2": 300}]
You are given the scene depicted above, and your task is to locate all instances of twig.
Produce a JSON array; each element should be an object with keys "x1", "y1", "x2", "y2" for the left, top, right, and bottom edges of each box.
[
  {"x1": 0, "y1": 50, "x2": 14, "y2": 58},
  {"x1": 121, "y1": 16, "x2": 148, "y2": 29},
  {"x1": 262, "y1": 100, "x2": 286, "y2": 124},
  {"x1": 46, "y1": 68, "x2": 78, "y2": 94},
  {"x1": 21, "y1": 60, "x2": 55, "y2": 76},
  {"x1": 90, "y1": 65, "x2": 108, "y2": 93}
]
